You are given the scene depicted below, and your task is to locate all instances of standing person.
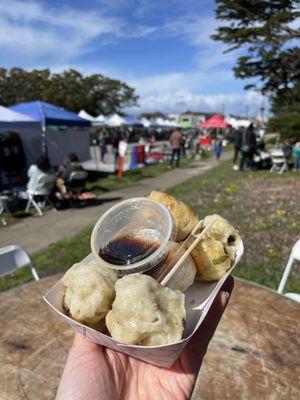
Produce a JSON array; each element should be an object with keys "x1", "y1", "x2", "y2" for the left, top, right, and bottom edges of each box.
[
  {"x1": 117, "y1": 137, "x2": 128, "y2": 178},
  {"x1": 170, "y1": 128, "x2": 183, "y2": 168},
  {"x1": 150, "y1": 132, "x2": 156, "y2": 143},
  {"x1": 99, "y1": 137, "x2": 107, "y2": 163},
  {"x1": 292, "y1": 142, "x2": 300, "y2": 171},
  {"x1": 113, "y1": 135, "x2": 119, "y2": 173},
  {"x1": 239, "y1": 123, "x2": 256, "y2": 171},
  {"x1": 283, "y1": 139, "x2": 293, "y2": 162},
  {"x1": 233, "y1": 127, "x2": 244, "y2": 170},
  {"x1": 214, "y1": 135, "x2": 223, "y2": 160},
  {"x1": 181, "y1": 134, "x2": 186, "y2": 156}
]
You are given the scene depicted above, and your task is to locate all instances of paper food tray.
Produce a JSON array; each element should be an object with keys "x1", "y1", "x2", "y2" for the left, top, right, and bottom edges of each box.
[{"x1": 43, "y1": 243, "x2": 243, "y2": 368}]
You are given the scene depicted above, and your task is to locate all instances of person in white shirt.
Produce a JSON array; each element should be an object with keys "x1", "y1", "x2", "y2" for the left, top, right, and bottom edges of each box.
[
  {"x1": 27, "y1": 156, "x2": 52, "y2": 191},
  {"x1": 117, "y1": 137, "x2": 128, "y2": 178}
]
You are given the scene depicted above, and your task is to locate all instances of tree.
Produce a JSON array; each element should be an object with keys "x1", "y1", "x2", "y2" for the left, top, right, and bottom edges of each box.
[
  {"x1": 212, "y1": 0, "x2": 300, "y2": 95},
  {"x1": 0, "y1": 68, "x2": 50, "y2": 105},
  {"x1": 0, "y1": 68, "x2": 138, "y2": 116},
  {"x1": 212, "y1": 0, "x2": 300, "y2": 139},
  {"x1": 267, "y1": 81, "x2": 300, "y2": 139}
]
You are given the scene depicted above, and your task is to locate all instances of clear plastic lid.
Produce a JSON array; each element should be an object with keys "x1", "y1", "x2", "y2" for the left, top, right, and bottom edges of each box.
[{"x1": 91, "y1": 197, "x2": 173, "y2": 274}]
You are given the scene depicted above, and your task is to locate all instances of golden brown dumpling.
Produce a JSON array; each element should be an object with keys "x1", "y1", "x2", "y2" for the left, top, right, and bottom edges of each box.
[
  {"x1": 190, "y1": 214, "x2": 241, "y2": 281},
  {"x1": 106, "y1": 274, "x2": 185, "y2": 346},
  {"x1": 63, "y1": 261, "x2": 117, "y2": 330},
  {"x1": 149, "y1": 191, "x2": 198, "y2": 241}
]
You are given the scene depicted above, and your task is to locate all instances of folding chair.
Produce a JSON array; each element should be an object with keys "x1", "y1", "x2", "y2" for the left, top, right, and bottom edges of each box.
[
  {"x1": 0, "y1": 244, "x2": 39, "y2": 281},
  {"x1": 270, "y1": 150, "x2": 288, "y2": 174},
  {"x1": 277, "y1": 239, "x2": 300, "y2": 302},
  {"x1": 65, "y1": 170, "x2": 88, "y2": 206},
  {"x1": 0, "y1": 196, "x2": 9, "y2": 226},
  {"x1": 25, "y1": 175, "x2": 56, "y2": 216}
]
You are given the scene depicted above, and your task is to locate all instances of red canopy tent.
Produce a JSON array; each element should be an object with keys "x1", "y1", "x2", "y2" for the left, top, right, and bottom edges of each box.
[{"x1": 199, "y1": 114, "x2": 231, "y2": 129}]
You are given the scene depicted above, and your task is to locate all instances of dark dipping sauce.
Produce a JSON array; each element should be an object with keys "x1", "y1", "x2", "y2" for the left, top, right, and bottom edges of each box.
[{"x1": 99, "y1": 235, "x2": 160, "y2": 266}]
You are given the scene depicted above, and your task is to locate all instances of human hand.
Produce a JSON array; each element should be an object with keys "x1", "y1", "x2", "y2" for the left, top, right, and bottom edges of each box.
[{"x1": 56, "y1": 276, "x2": 234, "y2": 400}]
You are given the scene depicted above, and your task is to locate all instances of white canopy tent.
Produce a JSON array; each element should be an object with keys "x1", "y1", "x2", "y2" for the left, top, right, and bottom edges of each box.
[
  {"x1": 140, "y1": 117, "x2": 151, "y2": 128},
  {"x1": 0, "y1": 105, "x2": 38, "y2": 127},
  {"x1": 106, "y1": 113, "x2": 125, "y2": 127},
  {"x1": 95, "y1": 114, "x2": 108, "y2": 125},
  {"x1": 78, "y1": 110, "x2": 96, "y2": 122},
  {"x1": 225, "y1": 116, "x2": 251, "y2": 129},
  {"x1": 0, "y1": 105, "x2": 42, "y2": 166}
]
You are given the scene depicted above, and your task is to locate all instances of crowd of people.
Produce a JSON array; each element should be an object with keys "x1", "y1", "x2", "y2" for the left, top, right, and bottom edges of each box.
[
  {"x1": 96, "y1": 124, "x2": 300, "y2": 176},
  {"x1": 232, "y1": 124, "x2": 300, "y2": 172},
  {"x1": 3, "y1": 124, "x2": 299, "y2": 212}
]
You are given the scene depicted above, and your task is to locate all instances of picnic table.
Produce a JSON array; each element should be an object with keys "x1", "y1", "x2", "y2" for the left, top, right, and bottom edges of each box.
[{"x1": 0, "y1": 274, "x2": 299, "y2": 399}]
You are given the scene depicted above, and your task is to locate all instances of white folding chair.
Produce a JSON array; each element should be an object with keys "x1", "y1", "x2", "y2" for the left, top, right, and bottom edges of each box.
[
  {"x1": 25, "y1": 175, "x2": 56, "y2": 216},
  {"x1": 0, "y1": 244, "x2": 39, "y2": 281},
  {"x1": 270, "y1": 150, "x2": 288, "y2": 174},
  {"x1": 277, "y1": 239, "x2": 300, "y2": 302}
]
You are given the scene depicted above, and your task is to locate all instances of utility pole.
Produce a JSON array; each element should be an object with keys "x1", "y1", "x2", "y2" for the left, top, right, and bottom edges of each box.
[
  {"x1": 259, "y1": 99, "x2": 265, "y2": 123},
  {"x1": 220, "y1": 103, "x2": 225, "y2": 116}
]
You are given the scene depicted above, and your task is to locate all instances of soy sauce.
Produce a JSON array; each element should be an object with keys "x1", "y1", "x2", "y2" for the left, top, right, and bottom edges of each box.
[{"x1": 99, "y1": 235, "x2": 159, "y2": 266}]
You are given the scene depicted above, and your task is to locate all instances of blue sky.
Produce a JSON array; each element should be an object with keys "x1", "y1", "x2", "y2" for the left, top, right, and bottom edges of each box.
[{"x1": 0, "y1": 0, "x2": 265, "y2": 116}]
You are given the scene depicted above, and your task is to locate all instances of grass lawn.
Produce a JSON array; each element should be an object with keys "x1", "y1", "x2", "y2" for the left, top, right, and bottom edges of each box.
[
  {"x1": 85, "y1": 156, "x2": 194, "y2": 194},
  {"x1": 168, "y1": 162, "x2": 300, "y2": 293},
  {"x1": 1, "y1": 158, "x2": 299, "y2": 293}
]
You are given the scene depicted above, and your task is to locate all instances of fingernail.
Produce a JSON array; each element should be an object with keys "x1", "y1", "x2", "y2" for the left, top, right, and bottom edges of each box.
[{"x1": 221, "y1": 291, "x2": 230, "y2": 307}]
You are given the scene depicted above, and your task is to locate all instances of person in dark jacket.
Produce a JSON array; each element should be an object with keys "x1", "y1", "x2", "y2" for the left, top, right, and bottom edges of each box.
[
  {"x1": 239, "y1": 123, "x2": 256, "y2": 171},
  {"x1": 61, "y1": 153, "x2": 82, "y2": 181},
  {"x1": 233, "y1": 127, "x2": 243, "y2": 170},
  {"x1": 56, "y1": 153, "x2": 82, "y2": 197}
]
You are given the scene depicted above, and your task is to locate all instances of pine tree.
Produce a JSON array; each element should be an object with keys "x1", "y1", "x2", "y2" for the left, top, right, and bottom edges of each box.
[{"x1": 212, "y1": 1, "x2": 300, "y2": 139}]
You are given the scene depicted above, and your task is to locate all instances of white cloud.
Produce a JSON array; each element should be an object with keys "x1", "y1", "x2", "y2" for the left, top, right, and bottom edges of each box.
[
  {"x1": 126, "y1": 88, "x2": 265, "y2": 116},
  {"x1": 0, "y1": 1, "x2": 266, "y2": 116},
  {"x1": 124, "y1": 70, "x2": 266, "y2": 115},
  {"x1": 127, "y1": 69, "x2": 239, "y2": 98},
  {"x1": 0, "y1": 0, "x2": 122, "y2": 60}
]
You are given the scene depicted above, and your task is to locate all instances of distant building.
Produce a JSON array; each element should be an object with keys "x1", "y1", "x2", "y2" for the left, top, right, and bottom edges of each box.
[
  {"x1": 179, "y1": 111, "x2": 215, "y2": 128},
  {"x1": 168, "y1": 113, "x2": 181, "y2": 123}
]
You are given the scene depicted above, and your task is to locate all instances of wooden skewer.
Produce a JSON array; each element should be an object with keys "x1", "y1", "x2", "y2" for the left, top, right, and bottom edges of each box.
[
  {"x1": 160, "y1": 217, "x2": 217, "y2": 286},
  {"x1": 173, "y1": 219, "x2": 204, "y2": 256}
]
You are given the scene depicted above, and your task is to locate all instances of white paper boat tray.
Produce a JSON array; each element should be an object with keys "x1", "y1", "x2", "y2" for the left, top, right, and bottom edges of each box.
[{"x1": 43, "y1": 242, "x2": 243, "y2": 368}]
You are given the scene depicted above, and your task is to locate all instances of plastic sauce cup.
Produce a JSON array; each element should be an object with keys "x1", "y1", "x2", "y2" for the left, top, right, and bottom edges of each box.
[{"x1": 91, "y1": 197, "x2": 173, "y2": 274}]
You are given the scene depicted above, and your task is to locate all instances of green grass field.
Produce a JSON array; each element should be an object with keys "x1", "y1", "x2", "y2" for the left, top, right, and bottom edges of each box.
[
  {"x1": 1, "y1": 159, "x2": 299, "y2": 293},
  {"x1": 85, "y1": 156, "x2": 193, "y2": 194}
]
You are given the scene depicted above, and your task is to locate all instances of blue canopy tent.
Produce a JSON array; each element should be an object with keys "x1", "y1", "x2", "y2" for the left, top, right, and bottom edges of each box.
[
  {"x1": 11, "y1": 101, "x2": 90, "y2": 129},
  {"x1": 10, "y1": 101, "x2": 91, "y2": 166}
]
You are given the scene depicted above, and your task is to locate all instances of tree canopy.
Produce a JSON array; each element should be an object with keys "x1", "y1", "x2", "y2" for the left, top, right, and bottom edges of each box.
[
  {"x1": 0, "y1": 68, "x2": 138, "y2": 116},
  {"x1": 212, "y1": 0, "x2": 300, "y2": 139},
  {"x1": 212, "y1": 1, "x2": 300, "y2": 96}
]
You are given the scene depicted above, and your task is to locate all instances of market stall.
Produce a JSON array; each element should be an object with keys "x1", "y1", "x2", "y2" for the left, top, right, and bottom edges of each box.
[{"x1": 10, "y1": 101, "x2": 91, "y2": 166}]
